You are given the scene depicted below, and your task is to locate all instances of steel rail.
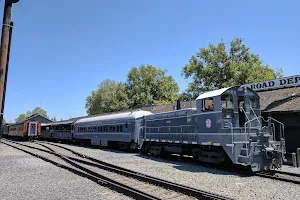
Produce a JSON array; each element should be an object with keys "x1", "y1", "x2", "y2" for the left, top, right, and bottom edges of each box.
[
  {"x1": 0, "y1": 140, "x2": 160, "y2": 200},
  {"x1": 37, "y1": 141, "x2": 232, "y2": 200},
  {"x1": 255, "y1": 171, "x2": 300, "y2": 185},
  {"x1": 269, "y1": 170, "x2": 300, "y2": 178}
]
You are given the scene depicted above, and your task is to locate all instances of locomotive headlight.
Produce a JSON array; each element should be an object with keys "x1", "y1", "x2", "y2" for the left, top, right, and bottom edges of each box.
[{"x1": 264, "y1": 147, "x2": 275, "y2": 159}]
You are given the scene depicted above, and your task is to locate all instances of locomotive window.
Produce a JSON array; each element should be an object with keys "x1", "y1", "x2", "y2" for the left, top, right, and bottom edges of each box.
[
  {"x1": 120, "y1": 126, "x2": 123, "y2": 132},
  {"x1": 116, "y1": 126, "x2": 119, "y2": 132},
  {"x1": 125, "y1": 123, "x2": 128, "y2": 128},
  {"x1": 202, "y1": 98, "x2": 214, "y2": 111},
  {"x1": 221, "y1": 95, "x2": 233, "y2": 109},
  {"x1": 250, "y1": 97, "x2": 259, "y2": 109},
  {"x1": 221, "y1": 94, "x2": 234, "y2": 118},
  {"x1": 113, "y1": 126, "x2": 116, "y2": 132}
]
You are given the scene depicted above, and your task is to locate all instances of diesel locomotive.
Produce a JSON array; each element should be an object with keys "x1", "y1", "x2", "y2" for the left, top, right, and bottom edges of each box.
[{"x1": 38, "y1": 86, "x2": 285, "y2": 172}]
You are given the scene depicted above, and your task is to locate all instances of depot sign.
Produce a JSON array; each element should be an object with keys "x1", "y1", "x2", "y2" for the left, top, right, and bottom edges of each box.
[{"x1": 241, "y1": 75, "x2": 300, "y2": 91}]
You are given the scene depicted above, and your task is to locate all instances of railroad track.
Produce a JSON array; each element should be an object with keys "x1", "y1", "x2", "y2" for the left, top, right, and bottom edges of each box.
[
  {"x1": 255, "y1": 170, "x2": 300, "y2": 185},
  {"x1": 37, "y1": 140, "x2": 300, "y2": 186},
  {"x1": 1, "y1": 139, "x2": 231, "y2": 200}
]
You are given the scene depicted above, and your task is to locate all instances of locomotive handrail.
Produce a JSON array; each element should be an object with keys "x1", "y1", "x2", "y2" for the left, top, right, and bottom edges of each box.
[
  {"x1": 271, "y1": 123, "x2": 276, "y2": 141},
  {"x1": 255, "y1": 116, "x2": 285, "y2": 142},
  {"x1": 241, "y1": 107, "x2": 251, "y2": 152},
  {"x1": 267, "y1": 116, "x2": 285, "y2": 142},
  {"x1": 250, "y1": 107, "x2": 261, "y2": 128},
  {"x1": 239, "y1": 107, "x2": 250, "y2": 121},
  {"x1": 268, "y1": 116, "x2": 286, "y2": 154},
  {"x1": 227, "y1": 121, "x2": 234, "y2": 154},
  {"x1": 244, "y1": 115, "x2": 286, "y2": 159},
  {"x1": 144, "y1": 125, "x2": 197, "y2": 140},
  {"x1": 145, "y1": 125, "x2": 197, "y2": 128}
]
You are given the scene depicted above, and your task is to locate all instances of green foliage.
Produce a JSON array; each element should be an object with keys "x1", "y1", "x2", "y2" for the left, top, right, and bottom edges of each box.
[
  {"x1": 15, "y1": 114, "x2": 27, "y2": 123},
  {"x1": 126, "y1": 65, "x2": 179, "y2": 108},
  {"x1": 85, "y1": 65, "x2": 179, "y2": 115},
  {"x1": 15, "y1": 107, "x2": 48, "y2": 123},
  {"x1": 182, "y1": 38, "x2": 283, "y2": 96},
  {"x1": 2, "y1": 118, "x2": 6, "y2": 125},
  {"x1": 31, "y1": 107, "x2": 48, "y2": 118},
  {"x1": 178, "y1": 92, "x2": 197, "y2": 102},
  {"x1": 86, "y1": 79, "x2": 130, "y2": 115}
]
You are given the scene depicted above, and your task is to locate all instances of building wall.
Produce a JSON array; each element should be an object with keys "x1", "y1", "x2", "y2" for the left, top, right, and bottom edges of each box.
[{"x1": 262, "y1": 112, "x2": 300, "y2": 153}]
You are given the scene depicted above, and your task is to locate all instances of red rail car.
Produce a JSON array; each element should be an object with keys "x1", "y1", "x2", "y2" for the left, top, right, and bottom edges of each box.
[{"x1": 8, "y1": 120, "x2": 41, "y2": 140}]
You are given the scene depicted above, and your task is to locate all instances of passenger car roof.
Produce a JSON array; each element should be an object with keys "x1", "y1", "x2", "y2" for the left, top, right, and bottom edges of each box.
[{"x1": 74, "y1": 110, "x2": 153, "y2": 125}]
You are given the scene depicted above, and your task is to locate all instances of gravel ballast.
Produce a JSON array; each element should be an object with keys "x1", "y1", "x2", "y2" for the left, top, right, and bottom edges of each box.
[
  {"x1": 0, "y1": 142, "x2": 131, "y2": 200},
  {"x1": 280, "y1": 165, "x2": 300, "y2": 175},
  {"x1": 42, "y1": 142, "x2": 300, "y2": 200}
]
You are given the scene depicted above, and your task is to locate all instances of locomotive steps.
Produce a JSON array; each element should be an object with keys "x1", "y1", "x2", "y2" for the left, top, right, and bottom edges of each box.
[{"x1": 1, "y1": 139, "x2": 232, "y2": 200}]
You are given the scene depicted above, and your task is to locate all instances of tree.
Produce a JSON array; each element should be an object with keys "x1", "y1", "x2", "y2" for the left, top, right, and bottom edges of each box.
[
  {"x1": 85, "y1": 79, "x2": 130, "y2": 115},
  {"x1": 182, "y1": 38, "x2": 283, "y2": 96},
  {"x1": 31, "y1": 107, "x2": 48, "y2": 118},
  {"x1": 15, "y1": 107, "x2": 48, "y2": 123},
  {"x1": 2, "y1": 118, "x2": 6, "y2": 125},
  {"x1": 15, "y1": 114, "x2": 27, "y2": 123},
  {"x1": 126, "y1": 65, "x2": 179, "y2": 108},
  {"x1": 178, "y1": 92, "x2": 196, "y2": 102}
]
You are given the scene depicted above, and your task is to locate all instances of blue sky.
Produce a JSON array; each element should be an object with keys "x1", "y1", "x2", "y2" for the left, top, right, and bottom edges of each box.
[{"x1": 2, "y1": 0, "x2": 299, "y2": 122}]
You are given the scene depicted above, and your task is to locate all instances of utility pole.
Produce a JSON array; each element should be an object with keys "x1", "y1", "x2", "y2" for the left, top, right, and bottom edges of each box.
[{"x1": 0, "y1": 0, "x2": 19, "y2": 137}]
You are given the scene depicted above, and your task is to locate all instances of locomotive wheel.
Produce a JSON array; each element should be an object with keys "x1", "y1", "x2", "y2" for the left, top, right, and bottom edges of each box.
[
  {"x1": 221, "y1": 154, "x2": 232, "y2": 167},
  {"x1": 193, "y1": 151, "x2": 199, "y2": 160},
  {"x1": 140, "y1": 143, "x2": 150, "y2": 155},
  {"x1": 160, "y1": 147, "x2": 170, "y2": 158}
]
